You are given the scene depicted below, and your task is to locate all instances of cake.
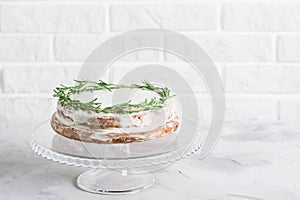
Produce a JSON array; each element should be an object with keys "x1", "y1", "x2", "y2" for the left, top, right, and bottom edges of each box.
[{"x1": 51, "y1": 80, "x2": 179, "y2": 144}]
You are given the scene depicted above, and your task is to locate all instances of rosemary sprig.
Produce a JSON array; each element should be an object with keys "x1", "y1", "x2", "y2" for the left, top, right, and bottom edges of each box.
[{"x1": 53, "y1": 80, "x2": 176, "y2": 114}]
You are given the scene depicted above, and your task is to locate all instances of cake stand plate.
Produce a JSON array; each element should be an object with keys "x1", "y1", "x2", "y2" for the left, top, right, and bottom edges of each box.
[{"x1": 31, "y1": 119, "x2": 202, "y2": 194}]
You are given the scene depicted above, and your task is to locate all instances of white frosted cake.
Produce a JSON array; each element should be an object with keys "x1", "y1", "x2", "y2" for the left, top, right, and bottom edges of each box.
[{"x1": 51, "y1": 80, "x2": 179, "y2": 144}]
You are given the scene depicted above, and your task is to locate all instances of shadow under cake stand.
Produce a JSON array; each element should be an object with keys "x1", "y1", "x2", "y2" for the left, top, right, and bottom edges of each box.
[{"x1": 31, "y1": 119, "x2": 202, "y2": 194}]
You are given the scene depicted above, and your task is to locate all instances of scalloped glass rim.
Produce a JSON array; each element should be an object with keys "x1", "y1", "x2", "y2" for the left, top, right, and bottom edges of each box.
[{"x1": 31, "y1": 120, "x2": 203, "y2": 169}]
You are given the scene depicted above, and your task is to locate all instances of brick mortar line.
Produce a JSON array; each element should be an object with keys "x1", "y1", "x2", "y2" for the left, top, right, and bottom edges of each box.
[
  {"x1": 0, "y1": 69, "x2": 4, "y2": 92},
  {"x1": 0, "y1": 1, "x2": 220, "y2": 5},
  {"x1": 0, "y1": 32, "x2": 299, "y2": 36},
  {"x1": 0, "y1": 62, "x2": 83, "y2": 66},
  {"x1": 0, "y1": 93, "x2": 52, "y2": 97},
  {"x1": 1, "y1": 61, "x2": 300, "y2": 65},
  {"x1": 48, "y1": 35, "x2": 55, "y2": 62},
  {"x1": 0, "y1": 0, "x2": 298, "y2": 5},
  {"x1": 104, "y1": 3, "x2": 110, "y2": 33},
  {"x1": 0, "y1": 33, "x2": 110, "y2": 36},
  {"x1": 216, "y1": 62, "x2": 300, "y2": 65},
  {"x1": 276, "y1": 100, "x2": 281, "y2": 120},
  {"x1": 98, "y1": 31, "x2": 300, "y2": 35},
  {"x1": 0, "y1": 5, "x2": 2, "y2": 32},
  {"x1": 272, "y1": 35, "x2": 277, "y2": 62},
  {"x1": 2, "y1": 93, "x2": 300, "y2": 97},
  {"x1": 216, "y1": 0, "x2": 223, "y2": 31}
]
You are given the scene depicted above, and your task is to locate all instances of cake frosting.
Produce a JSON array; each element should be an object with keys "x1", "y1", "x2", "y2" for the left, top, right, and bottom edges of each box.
[
  {"x1": 51, "y1": 102, "x2": 179, "y2": 144},
  {"x1": 51, "y1": 80, "x2": 180, "y2": 144}
]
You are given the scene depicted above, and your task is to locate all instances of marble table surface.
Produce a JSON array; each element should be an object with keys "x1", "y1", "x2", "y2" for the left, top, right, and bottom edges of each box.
[{"x1": 1, "y1": 121, "x2": 300, "y2": 200}]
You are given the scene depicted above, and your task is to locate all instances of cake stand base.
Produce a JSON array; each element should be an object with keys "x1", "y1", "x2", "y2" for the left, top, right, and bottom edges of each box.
[{"x1": 77, "y1": 169, "x2": 155, "y2": 194}]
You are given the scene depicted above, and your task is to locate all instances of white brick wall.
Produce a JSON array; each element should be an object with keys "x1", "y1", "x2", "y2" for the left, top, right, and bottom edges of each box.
[
  {"x1": 0, "y1": 96, "x2": 55, "y2": 125},
  {"x1": 223, "y1": 4, "x2": 300, "y2": 31},
  {"x1": 278, "y1": 36, "x2": 300, "y2": 62},
  {"x1": 191, "y1": 35, "x2": 273, "y2": 62},
  {"x1": 53, "y1": 36, "x2": 107, "y2": 61},
  {"x1": 2, "y1": 65, "x2": 80, "y2": 93},
  {"x1": 110, "y1": 4, "x2": 217, "y2": 31},
  {"x1": 226, "y1": 95, "x2": 277, "y2": 122},
  {"x1": 280, "y1": 98, "x2": 300, "y2": 120},
  {"x1": 0, "y1": 1, "x2": 300, "y2": 126},
  {"x1": 225, "y1": 65, "x2": 300, "y2": 93},
  {"x1": 0, "y1": 36, "x2": 50, "y2": 61},
  {"x1": 2, "y1": 5, "x2": 105, "y2": 33}
]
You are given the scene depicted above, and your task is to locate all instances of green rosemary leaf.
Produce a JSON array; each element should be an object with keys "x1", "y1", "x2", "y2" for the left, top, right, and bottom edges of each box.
[{"x1": 53, "y1": 80, "x2": 175, "y2": 114}]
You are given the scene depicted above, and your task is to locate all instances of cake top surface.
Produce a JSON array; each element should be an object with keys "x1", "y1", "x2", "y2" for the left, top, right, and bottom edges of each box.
[{"x1": 53, "y1": 80, "x2": 176, "y2": 115}]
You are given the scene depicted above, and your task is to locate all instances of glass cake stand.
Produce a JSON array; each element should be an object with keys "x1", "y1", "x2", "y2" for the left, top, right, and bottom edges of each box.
[{"x1": 31, "y1": 118, "x2": 202, "y2": 194}]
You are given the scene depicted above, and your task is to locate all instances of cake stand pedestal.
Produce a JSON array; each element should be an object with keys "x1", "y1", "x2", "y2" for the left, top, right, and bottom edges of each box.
[
  {"x1": 31, "y1": 120, "x2": 202, "y2": 194},
  {"x1": 77, "y1": 169, "x2": 154, "y2": 194}
]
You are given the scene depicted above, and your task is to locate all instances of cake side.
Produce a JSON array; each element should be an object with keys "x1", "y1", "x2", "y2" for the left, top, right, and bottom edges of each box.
[
  {"x1": 51, "y1": 112, "x2": 179, "y2": 144},
  {"x1": 56, "y1": 101, "x2": 177, "y2": 129}
]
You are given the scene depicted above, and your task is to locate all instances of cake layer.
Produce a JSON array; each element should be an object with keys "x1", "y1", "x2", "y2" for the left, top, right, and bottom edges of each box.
[
  {"x1": 51, "y1": 113, "x2": 179, "y2": 144},
  {"x1": 56, "y1": 102, "x2": 176, "y2": 130}
]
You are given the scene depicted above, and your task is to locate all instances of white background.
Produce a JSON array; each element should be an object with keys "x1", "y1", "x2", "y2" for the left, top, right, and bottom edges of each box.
[
  {"x1": 1, "y1": 0, "x2": 300, "y2": 127},
  {"x1": 1, "y1": 1, "x2": 300, "y2": 199}
]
